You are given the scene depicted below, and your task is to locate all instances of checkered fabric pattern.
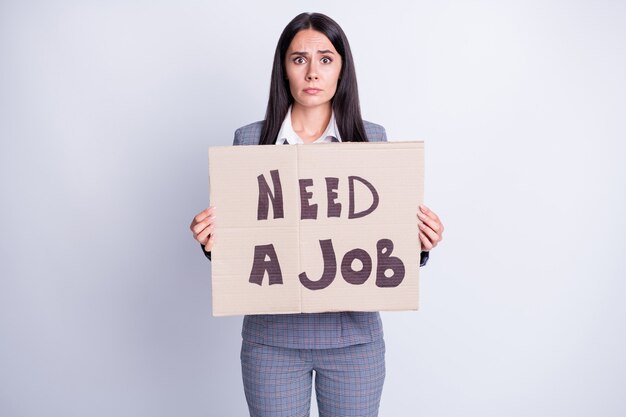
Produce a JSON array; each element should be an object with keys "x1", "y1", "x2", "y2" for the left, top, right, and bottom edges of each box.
[
  {"x1": 241, "y1": 339, "x2": 386, "y2": 417},
  {"x1": 242, "y1": 311, "x2": 384, "y2": 350}
]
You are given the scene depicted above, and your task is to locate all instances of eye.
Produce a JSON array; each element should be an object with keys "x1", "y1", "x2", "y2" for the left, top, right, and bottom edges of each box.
[
  {"x1": 293, "y1": 56, "x2": 307, "y2": 64},
  {"x1": 321, "y1": 56, "x2": 333, "y2": 64}
]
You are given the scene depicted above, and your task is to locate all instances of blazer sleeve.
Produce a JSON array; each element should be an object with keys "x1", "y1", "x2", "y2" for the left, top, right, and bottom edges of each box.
[
  {"x1": 380, "y1": 127, "x2": 388, "y2": 142},
  {"x1": 364, "y1": 122, "x2": 387, "y2": 143},
  {"x1": 233, "y1": 127, "x2": 243, "y2": 146}
]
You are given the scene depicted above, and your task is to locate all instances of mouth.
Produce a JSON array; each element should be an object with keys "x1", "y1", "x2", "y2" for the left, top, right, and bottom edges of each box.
[{"x1": 303, "y1": 88, "x2": 322, "y2": 94}]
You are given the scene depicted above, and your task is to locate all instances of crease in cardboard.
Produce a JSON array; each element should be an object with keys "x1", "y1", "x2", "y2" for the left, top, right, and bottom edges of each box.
[{"x1": 296, "y1": 144, "x2": 303, "y2": 313}]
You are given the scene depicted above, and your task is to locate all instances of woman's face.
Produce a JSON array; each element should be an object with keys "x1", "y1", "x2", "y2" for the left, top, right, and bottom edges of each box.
[{"x1": 284, "y1": 29, "x2": 342, "y2": 110}]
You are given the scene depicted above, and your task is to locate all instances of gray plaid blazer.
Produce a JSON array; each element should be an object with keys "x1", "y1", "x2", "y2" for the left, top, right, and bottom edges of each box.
[{"x1": 232, "y1": 120, "x2": 388, "y2": 145}]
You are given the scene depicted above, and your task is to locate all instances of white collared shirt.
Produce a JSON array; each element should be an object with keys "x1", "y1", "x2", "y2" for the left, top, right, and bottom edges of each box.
[{"x1": 276, "y1": 106, "x2": 342, "y2": 145}]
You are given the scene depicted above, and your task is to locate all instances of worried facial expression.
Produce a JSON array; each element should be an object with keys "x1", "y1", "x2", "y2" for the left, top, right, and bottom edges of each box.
[{"x1": 285, "y1": 29, "x2": 343, "y2": 109}]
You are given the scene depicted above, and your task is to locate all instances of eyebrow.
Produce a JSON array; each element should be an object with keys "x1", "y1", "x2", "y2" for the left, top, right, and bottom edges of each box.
[{"x1": 289, "y1": 50, "x2": 336, "y2": 56}]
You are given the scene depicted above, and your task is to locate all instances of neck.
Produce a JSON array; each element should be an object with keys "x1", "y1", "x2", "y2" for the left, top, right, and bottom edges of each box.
[{"x1": 291, "y1": 103, "x2": 332, "y2": 143}]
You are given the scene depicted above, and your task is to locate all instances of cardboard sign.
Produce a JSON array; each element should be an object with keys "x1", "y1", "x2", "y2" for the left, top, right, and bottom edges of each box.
[{"x1": 208, "y1": 141, "x2": 424, "y2": 316}]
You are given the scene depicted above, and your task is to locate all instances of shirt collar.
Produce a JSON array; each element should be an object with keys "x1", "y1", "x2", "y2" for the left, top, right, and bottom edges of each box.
[{"x1": 276, "y1": 106, "x2": 342, "y2": 145}]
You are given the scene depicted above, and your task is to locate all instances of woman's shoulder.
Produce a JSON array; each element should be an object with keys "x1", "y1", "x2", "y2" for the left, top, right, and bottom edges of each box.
[
  {"x1": 233, "y1": 121, "x2": 264, "y2": 146},
  {"x1": 362, "y1": 120, "x2": 387, "y2": 142}
]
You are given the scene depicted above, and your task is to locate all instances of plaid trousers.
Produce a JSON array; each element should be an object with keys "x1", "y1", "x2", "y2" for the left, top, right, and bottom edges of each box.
[{"x1": 240, "y1": 339, "x2": 386, "y2": 417}]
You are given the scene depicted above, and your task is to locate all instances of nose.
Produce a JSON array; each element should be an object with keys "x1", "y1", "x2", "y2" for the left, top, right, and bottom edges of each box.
[{"x1": 306, "y1": 62, "x2": 319, "y2": 81}]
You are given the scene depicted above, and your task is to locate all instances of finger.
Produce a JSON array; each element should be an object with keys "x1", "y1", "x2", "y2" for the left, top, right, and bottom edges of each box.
[
  {"x1": 190, "y1": 210, "x2": 208, "y2": 230},
  {"x1": 419, "y1": 232, "x2": 433, "y2": 251},
  {"x1": 191, "y1": 206, "x2": 216, "y2": 228},
  {"x1": 417, "y1": 211, "x2": 443, "y2": 234},
  {"x1": 192, "y1": 215, "x2": 216, "y2": 235},
  {"x1": 419, "y1": 204, "x2": 440, "y2": 222},
  {"x1": 196, "y1": 224, "x2": 215, "y2": 245},
  {"x1": 419, "y1": 222, "x2": 440, "y2": 247},
  {"x1": 204, "y1": 232, "x2": 215, "y2": 252},
  {"x1": 193, "y1": 207, "x2": 210, "y2": 223}
]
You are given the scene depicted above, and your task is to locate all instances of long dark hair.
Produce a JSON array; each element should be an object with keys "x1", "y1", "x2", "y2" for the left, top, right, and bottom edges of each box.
[{"x1": 259, "y1": 13, "x2": 368, "y2": 145}]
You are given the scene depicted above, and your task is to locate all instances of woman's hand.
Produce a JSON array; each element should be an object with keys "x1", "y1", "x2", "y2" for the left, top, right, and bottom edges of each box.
[
  {"x1": 190, "y1": 207, "x2": 216, "y2": 251},
  {"x1": 417, "y1": 205, "x2": 443, "y2": 251}
]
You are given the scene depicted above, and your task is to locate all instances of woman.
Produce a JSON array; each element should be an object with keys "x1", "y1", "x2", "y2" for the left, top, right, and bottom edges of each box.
[{"x1": 190, "y1": 12, "x2": 443, "y2": 417}]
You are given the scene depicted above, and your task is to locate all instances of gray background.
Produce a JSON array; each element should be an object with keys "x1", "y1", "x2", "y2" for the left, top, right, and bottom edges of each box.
[{"x1": 1, "y1": 0, "x2": 625, "y2": 416}]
